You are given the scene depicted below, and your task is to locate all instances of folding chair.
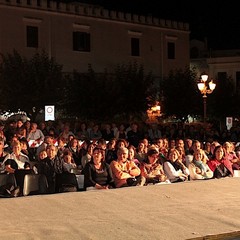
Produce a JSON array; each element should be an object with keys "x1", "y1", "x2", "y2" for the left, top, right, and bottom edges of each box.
[
  {"x1": 0, "y1": 173, "x2": 17, "y2": 188},
  {"x1": 23, "y1": 174, "x2": 48, "y2": 196}
]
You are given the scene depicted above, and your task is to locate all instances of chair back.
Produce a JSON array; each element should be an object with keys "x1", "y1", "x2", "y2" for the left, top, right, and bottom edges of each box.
[
  {"x1": 0, "y1": 173, "x2": 17, "y2": 188},
  {"x1": 23, "y1": 174, "x2": 48, "y2": 196}
]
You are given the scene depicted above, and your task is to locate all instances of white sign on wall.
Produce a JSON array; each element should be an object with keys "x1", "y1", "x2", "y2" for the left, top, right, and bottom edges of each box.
[
  {"x1": 45, "y1": 105, "x2": 55, "y2": 121},
  {"x1": 226, "y1": 117, "x2": 233, "y2": 130}
]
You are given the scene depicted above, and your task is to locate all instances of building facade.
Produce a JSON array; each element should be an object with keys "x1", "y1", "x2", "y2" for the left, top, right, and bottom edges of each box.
[
  {"x1": 190, "y1": 39, "x2": 240, "y2": 94},
  {"x1": 0, "y1": 0, "x2": 190, "y2": 79}
]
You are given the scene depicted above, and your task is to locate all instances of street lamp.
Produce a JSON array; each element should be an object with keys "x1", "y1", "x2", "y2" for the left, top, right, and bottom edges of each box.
[{"x1": 197, "y1": 74, "x2": 216, "y2": 127}]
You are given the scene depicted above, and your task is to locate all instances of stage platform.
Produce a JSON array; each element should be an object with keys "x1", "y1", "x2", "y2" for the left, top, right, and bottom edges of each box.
[{"x1": 1, "y1": 177, "x2": 240, "y2": 240}]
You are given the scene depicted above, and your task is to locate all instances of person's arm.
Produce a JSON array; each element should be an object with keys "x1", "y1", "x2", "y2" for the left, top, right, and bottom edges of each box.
[
  {"x1": 110, "y1": 161, "x2": 132, "y2": 179},
  {"x1": 127, "y1": 161, "x2": 141, "y2": 177},
  {"x1": 188, "y1": 163, "x2": 204, "y2": 180},
  {"x1": 83, "y1": 163, "x2": 97, "y2": 188},
  {"x1": 164, "y1": 161, "x2": 184, "y2": 179}
]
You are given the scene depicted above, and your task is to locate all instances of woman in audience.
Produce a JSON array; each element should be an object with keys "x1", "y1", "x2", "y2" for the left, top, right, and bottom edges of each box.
[
  {"x1": 223, "y1": 141, "x2": 240, "y2": 170},
  {"x1": 187, "y1": 149, "x2": 213, "y2": 180},
  {"x1": 62, "y1": 150, "x2": 77, "y2": 173},
  {"x1": 128, "y1": 145, "x2": 141, "y2": 167},
  {"x1": 81, "y1": 142, "x2": 95, "y2": 169},
  {"x1": 207, "y1": 145, "x2": 233, "y2": 178},
  {"x1": 135, "y1": 140, "x2": 146, "y2": 163},
  {"x1": 83, "y1": 147, "x2": 115, "y2": 190},
  {"x1": 140, "y1": 148, "x2": 169, "y2": 185},
  {"x1": 163, "y1": 148, "x2": 189, "y2": 183},
  {"x1": 67, "y1": 137, "x2": 82, "y2": 167}
]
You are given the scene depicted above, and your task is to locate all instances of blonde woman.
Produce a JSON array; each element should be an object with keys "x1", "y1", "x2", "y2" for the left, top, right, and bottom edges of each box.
[
  {"x1": 163, "y1": 148, "x2": 189, "y2": 183},
  {"x1": 187, "y1": 149, "x2": 213, "y2": 180}
]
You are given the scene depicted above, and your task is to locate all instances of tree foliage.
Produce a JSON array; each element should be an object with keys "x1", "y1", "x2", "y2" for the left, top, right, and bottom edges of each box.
[
  {"x1": 64, "y1": 63, "x2": 157, "y2": 121},
  {"x1": 0, "y1": 50, "x2": 63, "y2": 119},
  {"x1": 161, "y1": 67, "x2": 201, "y2": 119}
]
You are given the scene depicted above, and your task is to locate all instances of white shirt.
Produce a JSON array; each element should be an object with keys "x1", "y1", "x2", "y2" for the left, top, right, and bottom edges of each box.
[{"x1": 3, "y1": 152, "x2": 29, "y2": 169}]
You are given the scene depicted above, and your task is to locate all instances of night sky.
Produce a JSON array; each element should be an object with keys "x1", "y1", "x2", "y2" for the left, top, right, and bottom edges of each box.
[{"x1": 64, "y1": 0, "x2": 240, "y2": 50}]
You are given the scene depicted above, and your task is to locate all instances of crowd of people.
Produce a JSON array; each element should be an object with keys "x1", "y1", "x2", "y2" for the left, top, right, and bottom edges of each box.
[{"x1": 0, "y1": 118, "x2": 240, "y2": 196}]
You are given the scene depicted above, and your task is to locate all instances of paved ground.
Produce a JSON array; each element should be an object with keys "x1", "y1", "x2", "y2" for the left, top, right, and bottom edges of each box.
[{"x1": 1, "y1": 177, "x2": 240, "y2": 240}]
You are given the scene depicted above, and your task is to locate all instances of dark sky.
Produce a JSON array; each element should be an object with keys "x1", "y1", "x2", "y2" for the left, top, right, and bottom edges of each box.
[{"x1": 64, "y1": 0, "x2": 240, "y2": 50}]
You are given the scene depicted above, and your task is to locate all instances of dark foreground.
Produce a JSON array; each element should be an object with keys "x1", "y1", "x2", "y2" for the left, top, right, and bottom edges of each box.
[{"x1": 1, "y1": 177, "x2": 240, "y2": 240}]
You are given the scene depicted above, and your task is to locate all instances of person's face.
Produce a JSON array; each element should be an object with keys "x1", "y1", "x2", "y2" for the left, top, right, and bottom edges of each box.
[
  {"x1": 168, "y1": 151, "x2": 178, "y2": 162},
  {"x1": 118, "y1": 142, "x2": 125, "y2": 148},
  {"x1": 47, "y1": 146, "x2": 57, "y2": 159},
  {"x1": 118, "y1": 150, "x2": 128, "y2": 162},
  {"x1": 215, "y1": 147, "x2": 224, "y2": 160},
  {"x1": 64, "y1": 155, "x2": 72, "y2": 163},
  {"x1": 17, "y1": 121, "x2": 23, "y2": 128},
  {"x1": 93, "y1": 149, "x2": 102, "y2": 163},
  {"x1": 39, "y1": 151, "x2": 47, "y2": 160},
  {"x1": 20, "y1": 142, "x2": 27, "y2": 150},
  {"x1": 72, "y1": 139, "x2": 78, "y2": 147},
  {"x1": 128, "y1": 148, "x2": 135, "y2": 160},
  {"x1": 13, "y1": 144, "x2": 21, "y2": 155},
  {"x1": 194, "y1": 152, "x2": 202, "y2": 161},
  {"x1": 177, "y1": 140, "x2": 184, "y2": 148},
  {"x1": 148, "y1": 154, "x2": 159, "y2": 164}
]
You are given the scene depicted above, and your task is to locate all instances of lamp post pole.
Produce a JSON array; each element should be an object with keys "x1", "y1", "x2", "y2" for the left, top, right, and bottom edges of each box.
[
  {"x1": 203, "y1": 95, "x2": 207, "y2": 127},
  {"x1": 197, "y1": 74, "x2": 216, "y2": 136}
]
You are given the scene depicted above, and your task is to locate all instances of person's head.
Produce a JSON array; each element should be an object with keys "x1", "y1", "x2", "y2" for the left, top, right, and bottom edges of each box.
[
  {"x1": 117, "y1": 147, "x2": 129, "y2": 163},
  {"x1": 30, "y1": 122, "x2": 38, "y2": 131},
  {"x1": 176, "y1": 139, "x2": 184, "y2": 149},
  {"x1": 12, "y1": 140, "x2": 22, "y2": 155},
  {"x1": 17, "y1": 119, "x2": 23, "y2": 128},
  {"x1": 213, "y1": 145, "x2": 224, "y2": 161},
  {"x1": 192, "y1": 140, "x2": 201, "y2": 153},
  {"x1": 20, "y1": 138, "x2": 28, "y2": 150},
  {"x1": 46, "y1": 144, "x2": 58, "y2": 160},
  {"x1": 167, "y1": 148, "x2": 180, "y2": 162},
  {"x1": 193, "y1": 149, "x2": 206, "y2": 162},
  {"x1": 97, "y1": 138, "x2": 107, "y2": 150},
  {"x1": 70, "y1": 137, "x2": 79, "y2": 148},
  {"x1": 63, "y1": 150, "x2": 73, "y2": 164},
  {"x1": 116, "y1": 139, "x2": 128, "y2": 149},
  {"x1": 128, "y1": 145, "x2": 136, "y2": 160},
  {"x1": 223, "y1": 141, "x2": 232, "y2": 153},
  {"x1": 147, "y1": 148, "x2": 159, "y2": 164},
  {"x1": 92, "y1": 147, "x2": 104, "y2": 164},
  {"x1": 87, "y1": 143, "x2": 96, "y2": 155},
  {"x1": 39, "y1": 150, "x2": 47, "y2": 160},
  {"x1": 155, "y1": 138, "x2": 164, "y2": 149},
  {"x1": 107, "y1": 138, "x2": 117, "y2": 149}
]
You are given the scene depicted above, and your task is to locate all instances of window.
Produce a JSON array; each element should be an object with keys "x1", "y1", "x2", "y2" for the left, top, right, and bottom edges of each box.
[
  {"x1": 131, "y1": 38, "x2": 140, "y2": 56},
  {"x1": 73, "y1": 31, "x2": 90, "y2": 52},
  {"x1": 26, "y1": 26, "x2": 38, "y2": 48},
  {"x1": 167, "y1": 42, "x2": 175, "y2": 59}
]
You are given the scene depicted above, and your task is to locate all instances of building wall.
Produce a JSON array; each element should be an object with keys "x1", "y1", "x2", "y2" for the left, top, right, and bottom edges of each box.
[
  {"x1": 0, "y1": 0, "x2": 190, "y2": 78},
  {"x1": 190, "y1": 39, "x2": 240, "y2": 88}
]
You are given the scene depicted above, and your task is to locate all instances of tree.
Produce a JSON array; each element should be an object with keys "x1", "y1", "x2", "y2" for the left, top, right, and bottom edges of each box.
[
  {"x1": 64, "y1": 62, "x2": 157, "y2": 121},
  {"x1": 0, "y1": 50, "x2": 63, "y2": 120},
  {"x1": 161, "y1": 67, "x2": 200, "y2": 120}
]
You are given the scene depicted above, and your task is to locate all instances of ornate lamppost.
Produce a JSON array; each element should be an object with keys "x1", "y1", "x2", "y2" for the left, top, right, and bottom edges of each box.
[{"x1": 197, "y1": 74, "x2": 216, "y2": 127}]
